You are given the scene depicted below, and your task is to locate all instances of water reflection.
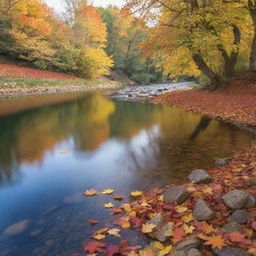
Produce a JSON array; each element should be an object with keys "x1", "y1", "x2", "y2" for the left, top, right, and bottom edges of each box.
[{"x1": 0, "y1": 92, "x2": 254, "y2": 256}]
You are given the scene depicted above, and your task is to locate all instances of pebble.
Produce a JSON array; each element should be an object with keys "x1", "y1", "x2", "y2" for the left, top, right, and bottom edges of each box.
[
  {"x1": 163, "y1": 186, "x2": 189, "y2": 205},
  {"x1": 213, "y1": 246, "x2": 253, "y2": 256},
  {"x1": 3, "y1": 219, "x2": 29, "y2": 237},
  {"x1": 215, "y1": 159, "x2": 228, "y2": 167},
  {"x1": 187, "y1": 169, "x2": 212, "y2": 184},
  {"x1": 222, "y1": 190, "x2": 249, "y2": 209},
  {"x1": 176, "y1": 239, "x2": 201, "y2": 252},
  {"x1": 231, "y1": 210, "x2": 252, "y2": 224},
  {"x1": 192, "y1": 199, "x2": 214, "y2": 221},
  {"x1": 221, "y1": 222, "x2": 242, "y2": 233}
]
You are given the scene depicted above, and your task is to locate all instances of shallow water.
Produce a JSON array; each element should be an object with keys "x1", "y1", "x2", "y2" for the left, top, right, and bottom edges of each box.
[{"x1": 0, "y1": 91, "x2": 254, "y2": 256}]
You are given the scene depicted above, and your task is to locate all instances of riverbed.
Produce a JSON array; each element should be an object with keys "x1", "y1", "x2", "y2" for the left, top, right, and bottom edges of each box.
[{"x1": 0, "y1": 85, "x2": 254, "y2": 256}]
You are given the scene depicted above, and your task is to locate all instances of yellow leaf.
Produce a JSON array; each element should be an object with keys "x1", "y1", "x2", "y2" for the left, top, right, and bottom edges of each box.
[
  {"x1": 158, "y1": 195, "x2": 164, "y2": 202},
  {"x1": 187, "y1": 186, "x2": 196, "y2": 192},
  {"x1": 175, "y1": 206, "x2": 188, "y2": 213},
  {"x1": 159, "y1": 245, "x2": 173, "y2": 256},
  {"x1": 131, "y1": 191, "x2": 143, "y2": 197},
  {"x1": 202, "y1": 186, "x2": 213, "y2": 194},
  {"x1": 181, "y1": 214, "x2": 194, "y2": 223},
  {"x1": 102, "y1": 189, "x2": 115, "y2": 195},
  {"x1": 60, "y1": 151, "x2": 70, "y2": 154},
  {"x1": 121, "y1": 221, "x2": 131, "y2": 229},
  {"x1": 123, "y1": 204, "x2": 132, "y2": 212},
  {"x1": 183, "y1": 224, "x2": 195, "y2": 234},
  {"x1": 93, "y1": 234, "x2": 105, "y2": 240},
  {"x1": 104, "y1": 202, "x2": 114, "y2": 208},
  {"x1": 141, "y1": 202, "x2": 150, "y2": 207},
  {"x1": 108, "y1": 228, "x2": 121, "y2": 237},
  {"x1": 154, "y1": 241, "x2": 165, "y2": 250},
  {"x1": 142, "y1": 223, "x2": 157, "y2": 233}
]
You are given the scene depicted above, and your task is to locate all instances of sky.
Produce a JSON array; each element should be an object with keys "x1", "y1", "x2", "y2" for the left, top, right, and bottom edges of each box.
[{"x1": 44, "y1": 0, "x2": 125, "y2": 12}]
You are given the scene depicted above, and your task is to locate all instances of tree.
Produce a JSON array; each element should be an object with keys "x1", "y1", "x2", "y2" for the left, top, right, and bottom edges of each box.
[{"x1": 126, "y1": 0, "x2": 252, "y2": 89}]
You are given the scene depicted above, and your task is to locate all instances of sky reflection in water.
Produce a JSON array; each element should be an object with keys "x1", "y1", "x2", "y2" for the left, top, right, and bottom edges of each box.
[{"x1": 0, "y1": 92, "x2": 254, "y2": 255}]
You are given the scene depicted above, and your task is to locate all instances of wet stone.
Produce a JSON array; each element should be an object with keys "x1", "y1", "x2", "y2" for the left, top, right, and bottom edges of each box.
[
  {"x1": 221, "y1": 222, "x2": 242, "y2": 234},
  {"x1": 215, "y1": 159, "x2": 228, "y2": 167},
  {"x1": 192, "y1": 199, "x2": 214, "y2": 221},
  {"x1": 42, "y1": 205, "x2": 61, "y2": 216},
  {"x1": 213, "y1": 246, "x2": 253, "y2": 256},
  {"x1": 187, "y1": 249, "x2": 202, "y2": 256},
  {"x1": 148, "y1": 215, "x2": 173, "y2": 242},
  {"x1": 3, "y1": 219, "x2": 29, "y2": 237},
  {"x1": 231, "y1": 210, "x2": 252, "y2": 224},
  {"x1": 163, "y1": 186, "x2": 189, "y2": 205},
  {"x1": 245, "y1": 195, "x2": 255, "y2": 209},
  {"x1": 176, "y1": 239, "x2": 201, "y2": 252},
  {"x1": 30, "y1": 229, "x2": 42, "y2": 237},
  {"x1": 187, "y1": 169, "x2": 212, "y2": 184},
  {"x1": 170, "y1": 251, "x2": 186, "y2": 256},
  {"x1": 222, "y1": 190, "x2": 249, "y2": 209},
  {"x1": 246, "y1": 180, "x2": 256, "y2": 186}
]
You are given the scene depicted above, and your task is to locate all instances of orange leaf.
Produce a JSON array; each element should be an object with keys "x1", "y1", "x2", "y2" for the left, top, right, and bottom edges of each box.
[{"x1": 204, "y1": 235, "x2": 226, "y2": 250}]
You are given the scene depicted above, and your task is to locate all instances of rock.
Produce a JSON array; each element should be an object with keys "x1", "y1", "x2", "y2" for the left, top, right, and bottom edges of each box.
[
  {"x1": 187, "y1": 169, "x2": 212, "y2": 184},
  {"x1": 222, "y1": 190, "x2": 249, "y2": 209},
  {"x1": 245, "y1": 195, "x2": 255, "y2": 209},
  {"x1": 176, "y1": 239, "x2": 201, "y2": 252},
  {"x1": 3, "y1": 219, "x2": 29, "y2": 237},
  {"x1": 213, "y1": 246, "x2": 253, "y2": 256},
  {"x1": 163, "y1": 186, "x2": 189, "y2": 205},
  {"x1": 187, "y1": 249, "x2": 202, "y2": 256},
  {"x1": 30, "y1": 229, "x2": 42, "y2": 237},
  {"x1": 148, "y1": 215, "x2": 173, "y2": 242},
  {"x1": 170, "y1": 251, "x2": 186, "y2": 256},
  {"x1": 221, "y1": 222, "x2": 242, "y2": 233},
  {"x1": 45, "y1": 239, "x2": 55, "y2": 248},
  {"x1": 192, "y1": 199, "x2": 214, "y2": 221},
  {"x1": 42, "y1": 205, "x2": 61, "y2": 216},
  {"x1": 246, "y1": 180, "x2": 256, "y2": 186},
  {"x1": 62, "y1": 193, "x2": 83, "y2": 204},
  {"x1": 231, "y1": 210, "x2": 252, "y2": 224},
  {"x1": 215, "y1": 159, "x2": 228, "y2": 167}
]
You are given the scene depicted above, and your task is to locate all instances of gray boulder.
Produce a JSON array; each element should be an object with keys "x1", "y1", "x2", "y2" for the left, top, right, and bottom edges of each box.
[
  {"x1": 176, "y1": 239, "x2": 201, "y2": 252},
  {"x1": 222, "y1": 190, "x2": 249, "y2": 209},
  {"x1": 213, "y1": 246, "x2": 253, "y2": 256},
  {"x1": 170, "y1": 251, "x2": 186, "y2": 256},
  {"x1": 188, "y1": 169, "x2": 212, "y2": 184},
  {"x1": 246, "y1": 180, "x2": 256, "y2": 186},
  {"x1": 163, "y1": 186, "x2": 189, "y2": 205},
  {"x1": 221, "y1": 222, "x2": 242, "y2": 234},
  {"x1": 215, "y1": 159, "x2": 228, "y2": 167},
  {"x1": 148, "y1": 215, "x2": 173, "y2": 242},
  {"x1": 231, "y1": 210, "x2": 252, "y2": 224},
  {"x1": 192, "y1": 199, "x2": 214, "y2": 221},
  {"x1": 245, "y1": 195, "x2": 255, "y2": 209},
  {"x1": 187, "y1": 249, "x2": 202, "y2": 256}
]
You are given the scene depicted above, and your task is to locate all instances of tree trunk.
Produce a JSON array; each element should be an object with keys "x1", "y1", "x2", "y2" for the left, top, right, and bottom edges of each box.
[
  {"x1": 249, "y1": 0, "x2": 256, "y2": 71},
  {"x1": 192, "y1": 53, "x2": 223, "y2": 90}
]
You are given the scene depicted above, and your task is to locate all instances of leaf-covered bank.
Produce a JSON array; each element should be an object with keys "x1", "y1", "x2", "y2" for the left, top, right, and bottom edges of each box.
[{"x1": 152, "y1": 73, "x2": 256, "y2": 128}]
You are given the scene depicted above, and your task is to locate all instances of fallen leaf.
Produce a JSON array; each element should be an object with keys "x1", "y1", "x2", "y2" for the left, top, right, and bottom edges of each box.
[
  {"x1": 102, "y1": 189, "x2": 115, "y2": 195},
  {"x1": 183, "y1": 224, "x2": 195, "y2": 234},
  {"x1": 94, "y1": 234, "x2": 105, "y2": 240},
  {"x1": 87, "y1": 219, "x2": 99, "y2": 225},
  {"x1": 131, "y1": 191, "x2": 143, "y2": 197},
  {"x1": 104, "y1": 202, "x2": 114, "y2": 208},
  {"x1": 228, "y1": 232, "x2": 246, "y2": 243},
  {"x1": 84, "y1": 241, "x2": 106, "y2": 254},
  {"x1": 83, "y1": 189, "x2": 98, "y2": 196},
  {"x1": 175, "y1": 206, "x2": 188, "y2": 213},
  {"x1": 141, "y1": 223, "x2": 157, "y2": 233},
  {"x1": 114, "y1": 195, "x2": 124, "y2": 200},
  {"x1": 108, "y1": 229, "x2": 121, "y2": 237},
  {"x1": 172, "y1": 227, "x2": 186, "y2": 244},
  {"x1": 204, "y1": 235, "x2": 226, "y2": 250}
]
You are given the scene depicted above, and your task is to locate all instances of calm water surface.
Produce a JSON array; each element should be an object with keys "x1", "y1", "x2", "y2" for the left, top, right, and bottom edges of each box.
[{"x1": 0, "y1": 91, "x2": 254, "y2": 256}]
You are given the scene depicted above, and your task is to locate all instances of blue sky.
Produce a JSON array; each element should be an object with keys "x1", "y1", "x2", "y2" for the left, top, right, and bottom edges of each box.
[{"x1": 44, "y1": 0, "x2": 125, "y2": 11}]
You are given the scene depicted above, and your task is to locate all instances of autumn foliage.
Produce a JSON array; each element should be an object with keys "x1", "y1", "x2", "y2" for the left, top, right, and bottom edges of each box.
[
  {"x1": 82, "y1": 145, "x2": 256, "y2": 255},
  {"x1": 152, "y1": 74, "x2": 256, "y2": 127}
]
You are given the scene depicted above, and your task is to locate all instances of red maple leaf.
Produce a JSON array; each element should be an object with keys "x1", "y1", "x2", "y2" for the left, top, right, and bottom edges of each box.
[{"x1": 84, "y1": 241, "x2": 106, "y2": 253}]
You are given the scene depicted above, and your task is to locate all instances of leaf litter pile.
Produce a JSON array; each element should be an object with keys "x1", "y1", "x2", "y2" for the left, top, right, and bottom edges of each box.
[{"x1": 82, "y1": 145, "x2": 256, "y2": 256}]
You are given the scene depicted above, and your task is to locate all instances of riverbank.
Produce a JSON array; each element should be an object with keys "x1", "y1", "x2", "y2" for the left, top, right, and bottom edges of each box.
[
  {"x1": 0, "y1": 64, "x2": 123, "y2": 98},
  {"x1": 152, "y1": 72, "x2": 256, "y2": 128}
]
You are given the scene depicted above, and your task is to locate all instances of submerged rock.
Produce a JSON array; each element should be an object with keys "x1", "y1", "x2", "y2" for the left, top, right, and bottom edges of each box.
[
  {"x1": 213, "y1": 246, "x2": 253, "y2": 256},
  {"x1": 163, "y1": 186, "x2": 189, "y2": 205},
  {"x1": 187, "y1": 169, "x2": 212, "y2": 184},
  {"x1": 187, "y1": 249, "x2": 202, "y2": 256},
  {"x1": 222, "y1": 190, "x2": 249, "y2": 209},
  {"x1": 192, "y1": 199, "x2": 214, "y2": 221},
  {"x1": 3, "y1": 219, "x2": 29, "y2": 237},
  {"x1": 42, "y1": 205, "x2": 61, "y2": 216},
  {"x1": 63, "y1": 193, "x2": 83, "y2": 204},
  {"x1": 215, "y1": 159, "x2": 228, "y2": 167}
]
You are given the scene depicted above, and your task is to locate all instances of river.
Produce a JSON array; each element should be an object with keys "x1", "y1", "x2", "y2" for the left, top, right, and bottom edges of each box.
[{"x1": 0, "y1": 86, "x2": 254, "y2": 256}]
